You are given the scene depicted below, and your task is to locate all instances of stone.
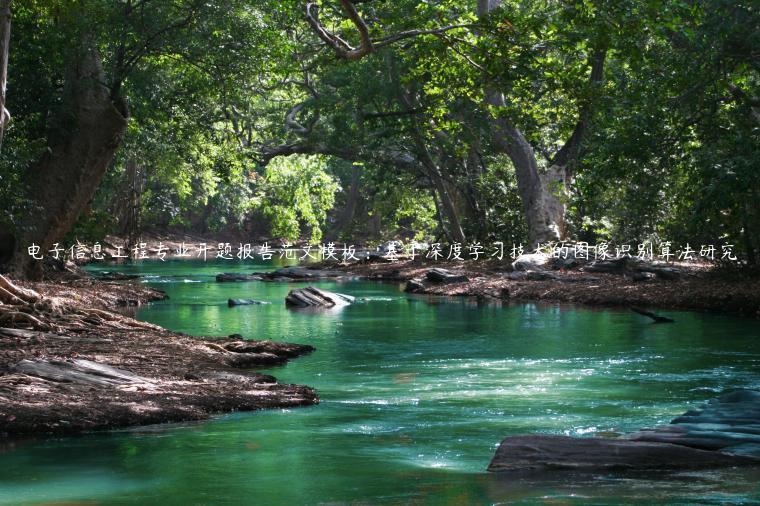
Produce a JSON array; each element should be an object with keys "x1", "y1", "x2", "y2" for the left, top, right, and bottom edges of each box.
[
  {"x1": 512, "y1": 253, "x2": 551, "y2": 272},
  {"x1": 227, "y1": 298, "x2": 270, "y2": 307},
  {"x1": 425, "y1": 268, "x2": 469, "y2": 284},
  {"x1": 252, "y1": 267, "x2": 343, "y2": 281},
  {"x1": 404, "y1": 279, "x2": 425, "y2": 293},
  {"x1": 526, "y1": 270, "x2": 558, "y2": 281},
  {"x1": 216, "y1": 273, "x2": 263, "y2": 282},
  {"x1": 285, "y1": 286, "x2": 355, "y2": 308},
  {"x1": 488, "y1": 389, "x2": 760, "y2": 473},
  {"x1": 487, "y1": 435, "x2": 758, "y2": 472}
]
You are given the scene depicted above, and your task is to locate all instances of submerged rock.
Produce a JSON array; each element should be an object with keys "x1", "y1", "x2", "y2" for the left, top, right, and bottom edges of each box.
[
  {"x1": 628, "y1": 390, "x2": 760, "y2": 455},
  {"x1": 227, "y1": 298, "x2": 270, "y2": 307},
  {"x1": 487, "y1": 435, "x2": 758, "y2": 472},
  {"x1": 404, "y1": 279, "x2": 425, "y2": 293},
  {"x1": 425, "y1": 268, "x2": 469, "y2": 284},
  {"x1": 285, "y1": 286, "x2": 355, "y2": 308},
  {"x1": 216, "y1": 273, "x2": 263, "y2": 282},
  {"x1": 258, "y1": 267, "x2": 342, "y2": 281},
  {"x1": 488, "y1": 389, "x2": 760, "y2": 473}
]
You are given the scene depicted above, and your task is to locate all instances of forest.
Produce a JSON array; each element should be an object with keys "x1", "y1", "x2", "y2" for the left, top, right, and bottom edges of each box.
[{"x1": 0, "y1": 0, "x2": 757, "y2": 278}]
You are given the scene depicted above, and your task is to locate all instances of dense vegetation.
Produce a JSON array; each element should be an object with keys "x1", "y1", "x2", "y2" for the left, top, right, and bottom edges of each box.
[{"x1": 0, "y1": 0, "x2": 757, "y2": 277}]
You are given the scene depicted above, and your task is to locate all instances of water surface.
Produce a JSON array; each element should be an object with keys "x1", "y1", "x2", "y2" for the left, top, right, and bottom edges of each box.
[{"x1": 1, "y1": 260, "x2": 759, "y2": 504}]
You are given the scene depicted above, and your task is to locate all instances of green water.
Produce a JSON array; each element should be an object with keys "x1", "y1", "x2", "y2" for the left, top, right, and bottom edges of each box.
[{"x1": 1, "y1": 260, "x2": 759, "y2": 505}]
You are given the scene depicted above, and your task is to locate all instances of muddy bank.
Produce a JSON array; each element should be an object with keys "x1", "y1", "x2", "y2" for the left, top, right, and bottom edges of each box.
[
  {"x1": 0, "y1": 276, "x2": 317, "y2": 437},
  {"x1": 330, "y1": 258, "x2": 760, "y2": 318}
]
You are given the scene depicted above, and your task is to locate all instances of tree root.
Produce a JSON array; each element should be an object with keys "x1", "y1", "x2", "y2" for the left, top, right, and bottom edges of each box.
[{"x1": 0, "y1": 275, "x2": 158, "y2": 334}]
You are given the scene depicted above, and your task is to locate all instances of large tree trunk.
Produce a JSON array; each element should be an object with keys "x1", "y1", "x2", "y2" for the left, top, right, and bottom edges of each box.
[
  {"x1": 489, "y1": 110, "x2": 567, "y2": 245},
  {"x1": 327, "y1": 165, "x2": 362, "y2": 240},
  {"x1": 478, "y1": 0, "x2": 565, "y2": 246},
  {"x1": 0, "y1": 0, "x2": 11, "y2": 151},
  {"x1": 7, "y1": 47, "x2": 128, "y2": 279}
]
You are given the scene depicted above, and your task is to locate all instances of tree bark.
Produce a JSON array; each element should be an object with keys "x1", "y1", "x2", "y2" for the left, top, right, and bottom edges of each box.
[
  {"x1": 478, "y1": 0, "x2": 565, "y2": 246},
  {"x1": 7, "y1": 47, "x2": 128, "y2": 279},
  {"x1": 0, "y1": 0, "x2": 11, "y2": 151},
  {"x1": 327, "y1": 165, "x2": 362, "y2": 240}
]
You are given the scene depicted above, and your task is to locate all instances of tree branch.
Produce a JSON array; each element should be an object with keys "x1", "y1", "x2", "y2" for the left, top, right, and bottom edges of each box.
[
  {"x1": 305, "y1": 1, "x2": 469, "y2": 61},
  {"x1": 550, "y1": 46, "x2": 607, "y2": 171}
]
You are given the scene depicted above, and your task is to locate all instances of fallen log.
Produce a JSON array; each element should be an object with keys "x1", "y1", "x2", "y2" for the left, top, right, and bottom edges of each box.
[{"x1": 12, "y1": 358, "x2": 152, "y2": 386}]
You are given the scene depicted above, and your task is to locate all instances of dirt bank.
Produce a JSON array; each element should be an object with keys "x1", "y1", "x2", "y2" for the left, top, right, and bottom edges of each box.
[
  {"x1": 0, "y1": 276, "x2": 317, "y2": 437},
  {"x1": 340, "y1": 259, "x2": 760, "y2": 318}
]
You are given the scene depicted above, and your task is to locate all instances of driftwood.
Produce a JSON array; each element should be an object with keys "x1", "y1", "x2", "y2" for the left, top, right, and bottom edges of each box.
[
  {"x1": 285, "y1": 286, "x2": 354, "y2": 308},
  {"x1": 0, "y1": 274, "x2": 160, "y2": 333},
  {"x1": 13, "y1": 358, "x2": 152, "y2": 387},
  {"x1": 630, "y1": 307, "x2": 675, "y2": 323}
]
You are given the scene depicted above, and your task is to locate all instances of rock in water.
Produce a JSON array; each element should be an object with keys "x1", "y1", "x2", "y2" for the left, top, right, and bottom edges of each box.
[
  {"x1": 216, "y1": 273, "x2": 263, "y2": 282},
  {"x1": 628, "y1": 389, "x2": 760, "y2": 456},
  {"x1": 285, "y1": 286, "x2": 355, "y2": 308},
  {"x1": 404, "y1": 279, "x2": 425, "y2": 293},
  {"x1": 252, "y1": 267, "x2": 342, "y2": 281},
  {"x1": 488, "y1": 390, "x2": 760, "y2": 473},
  {"x1": 228, "y1": 298, "x2": 270, "y2": 307},
  {"x1": 425, "y1": 268, "x2": 469, "y2": 284},
  {"x1": 487, "y1": 435, "x2": 758, "y2": 472}
]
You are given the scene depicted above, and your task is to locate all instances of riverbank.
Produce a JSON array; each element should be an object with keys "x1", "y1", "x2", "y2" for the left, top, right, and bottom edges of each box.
[
  {"x1": 0, "y1": 275, "x2": 317, "y2": 437},
  {"x1": 338, "y1": 258, "x2": 760, "y2": 318}
]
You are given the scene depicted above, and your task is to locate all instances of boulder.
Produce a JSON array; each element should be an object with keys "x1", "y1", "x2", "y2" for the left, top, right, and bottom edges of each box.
[
  {"x1": 628, "y1": 390, "x2": 760, "y2": 456},
  {"x1": 487, "y1": 435, "x2": 758, "y2": 472},
  {"x1": 227, "y1": 298, "x2": 270, "y2": 307},
  {"x1": 404, "y1": 279, "x2": 425, "y2": 293},
  {"x1": 512, "y1": 253, "x2": 551, "y2": 272},
  {"x1": 488, "y1": 389, "x2": 760, "y2": 473},
  {"x1": 425, "y1": 268, "x2": 469, "y2": 284},
  {"x1": 285, "y1": 286, "x2": 355, "y2": 308},
  {"x1": 216, "y1": 273, "x2": 263, "y2": 282}
]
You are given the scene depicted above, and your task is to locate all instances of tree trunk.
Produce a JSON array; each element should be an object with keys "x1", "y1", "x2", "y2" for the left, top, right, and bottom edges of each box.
[
  {"x1": 7, "y1": 47, "x2": 128, "y2": 279},
  {"x1": 0, "y1": 0, "x2": 11, "y2": 151},
  {"x1": 327, "y1": 165, "x2": 362, "y2": 240},
  {"x1": 478, "y1": 0, "x2": 565, "y2": 246}
]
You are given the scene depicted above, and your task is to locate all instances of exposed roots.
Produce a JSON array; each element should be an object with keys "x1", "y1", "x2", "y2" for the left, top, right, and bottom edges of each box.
[{"x1": 0, "y1": 274, "x2": 157, "y2": 334}]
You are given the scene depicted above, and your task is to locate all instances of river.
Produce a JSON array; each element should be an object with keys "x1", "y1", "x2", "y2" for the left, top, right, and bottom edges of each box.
[{"x1": 1, "y1": 260, "x2": 758, "y2": 504}]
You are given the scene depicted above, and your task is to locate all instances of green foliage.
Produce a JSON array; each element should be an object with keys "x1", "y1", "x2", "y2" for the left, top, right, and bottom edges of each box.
[
  {"x1": 2, "y1": 0, "x2": 757, "y2": 264},
  {"x1": 253, "y1": 156, "x2": 339, "y2": 243}
]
